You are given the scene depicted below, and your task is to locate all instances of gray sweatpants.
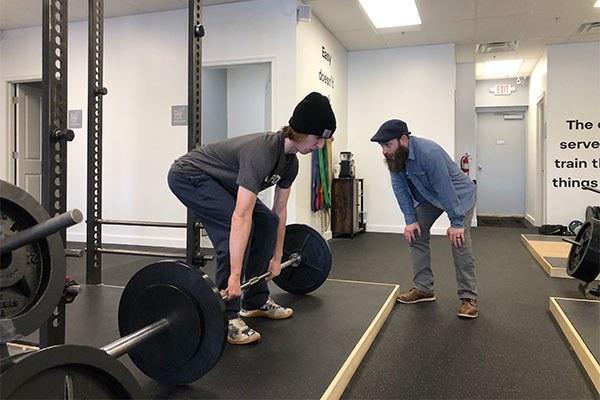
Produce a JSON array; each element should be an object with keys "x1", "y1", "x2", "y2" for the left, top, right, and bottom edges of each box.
[{"x1": 409, "y1": 201, "x2": 478, "y2": 300}]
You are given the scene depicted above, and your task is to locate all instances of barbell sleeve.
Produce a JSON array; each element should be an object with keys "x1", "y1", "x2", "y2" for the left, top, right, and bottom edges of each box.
[
  {"x1": 562, "y1": 237, "x2": 581, "y2": 247},
  {"x1": 0, "y1": 209, "x2": 83, "y2": 255},
  {"x1": 100, "y1": 318, "x2": 169, "y2": 358}
]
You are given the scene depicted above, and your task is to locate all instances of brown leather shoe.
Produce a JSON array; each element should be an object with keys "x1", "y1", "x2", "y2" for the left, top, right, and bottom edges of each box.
[
  {"x1": 397, "y1": 287, "x2": 436, "y2": 304},
  {"x1": 458, "y1": 298, "x2": 479, "y2": 318}
]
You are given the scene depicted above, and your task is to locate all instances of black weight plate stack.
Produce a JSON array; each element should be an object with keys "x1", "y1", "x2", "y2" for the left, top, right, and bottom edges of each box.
[
  {"x1": 567, "y1": 219, "x2": 600, "y2": 283},
  {"x1": 0, "y1": 344, "x2": 143, "y2": 399},
  {"x1": 119, "y1": 260, "x2": 227, "y2": 385},
  {"x1": 0, "y1": 180, "x2": 66, "y2": 339},
  {"x1": 274, "y1": 224, "x2": 332, "y2": 294}
]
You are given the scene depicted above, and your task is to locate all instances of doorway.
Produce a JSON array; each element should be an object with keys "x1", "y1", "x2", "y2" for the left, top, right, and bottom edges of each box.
[
  {"x1": 476, "y1": 107, "x2": 527, "y2": 218},
  {"x1": 203, "y1": 61, "x2": 273, "y2": 205},
  {"x1": 12, "y1": 81, "x2": 43, "y2": 203}
]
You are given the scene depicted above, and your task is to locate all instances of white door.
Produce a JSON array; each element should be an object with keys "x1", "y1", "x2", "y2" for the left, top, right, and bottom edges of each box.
[
  {"x1": 15, "y1": 83, "x2": 43, "y2": 203},
  {"x1": 476, "y1": 110, "x2": 527, "y2": 216}
]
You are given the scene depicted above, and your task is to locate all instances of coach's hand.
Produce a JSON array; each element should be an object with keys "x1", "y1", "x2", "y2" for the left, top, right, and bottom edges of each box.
[
  {"x1": 447, "y1": 227, "x2": 465, "y2": 248},
  {"x1": 404, "y1": 222, "x2": 421, "y2": 245}
]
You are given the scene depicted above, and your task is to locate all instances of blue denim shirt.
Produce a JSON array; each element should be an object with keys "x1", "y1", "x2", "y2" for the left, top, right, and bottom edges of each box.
[{"x1": 390, "y1": 136, "x2": 476, "y2": 228}]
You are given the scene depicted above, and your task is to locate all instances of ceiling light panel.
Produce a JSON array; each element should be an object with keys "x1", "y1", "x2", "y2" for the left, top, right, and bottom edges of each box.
[
  {"x1": 358, "y1": 0, "x2": 422, "y2": 28},
  {"x1": 483, "y1": 59, "x2": 523, "y2": 77}
]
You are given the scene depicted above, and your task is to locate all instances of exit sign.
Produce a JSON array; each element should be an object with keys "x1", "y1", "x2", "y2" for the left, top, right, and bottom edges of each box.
[{"x1": 490, "y1": 84, "x2": 516, "y2": 96}]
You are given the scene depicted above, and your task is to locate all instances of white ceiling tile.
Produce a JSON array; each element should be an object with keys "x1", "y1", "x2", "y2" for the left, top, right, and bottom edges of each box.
[
  {"x1": 517, "y1": 58, "x2": 541, "y2": 76},
  {"x1": 579, "y1": 6, "x2": 600, "y2": 23},
  {"x1": 532, "y1": 0, "x2": 596, "y2": 13},
  {"x1": 475, "y1": 0, "x2": 536, "y2": 18},
  {"x1": 475, "y1": 15, "x2": 529, "y2": 43},
  {"x1": 382, "y1": 28, "x2": 431, "y2": 48},
  {"x1": 474, "y1": 50, "x2": 523, "y2": 63},
  {"x1": 426, "y1": 20, "x2": 476, "y2": 45},
  {"x1": 524, "y1": 11, "x2": 585, "y2": 40},
  {"x1": 417, "y1": 0, "x2": 476, "y2": 22},
  {"x1": 568, "y1": 33, "x2": 600, "y2": 43},
  {"x1": 513, "y1": 39, "x2": 549, "y2": 57},
  {"x1": 334, "y1": 29, "x2": 386, "y2": 51}
]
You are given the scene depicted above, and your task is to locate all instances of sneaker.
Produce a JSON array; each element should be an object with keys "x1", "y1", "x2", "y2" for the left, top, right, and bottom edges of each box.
[
  {"x1": 227, "y1": 318, "x2": 261, "y2": 344},
  {"x1": 239, "y1": 297, "x2": 293, "y2": 319},
  {"x1": 458, "y1": 299, "x2": 479, "y2": 319},
  {"x1": 397, "y1": 287, "x2": 436, "y2": 304}
]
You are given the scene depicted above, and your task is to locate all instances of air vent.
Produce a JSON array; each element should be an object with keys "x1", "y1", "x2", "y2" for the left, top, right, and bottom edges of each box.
[
  {"x1": 476, "y1": 41, "x2": 519, "y2": 54},
  {"x1": 578, "y1": 22, "x2": 600, "y2": 34}
]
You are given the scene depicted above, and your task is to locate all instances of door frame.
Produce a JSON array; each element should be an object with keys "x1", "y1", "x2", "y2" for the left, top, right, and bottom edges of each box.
[{"x1": 536, "y1": 93, "x2": 546, "y2": 225}]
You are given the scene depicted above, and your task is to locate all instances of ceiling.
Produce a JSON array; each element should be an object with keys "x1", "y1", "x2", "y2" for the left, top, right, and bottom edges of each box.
[{"x1": 1, "y1": 0, "x2": 599, "y2": 79}]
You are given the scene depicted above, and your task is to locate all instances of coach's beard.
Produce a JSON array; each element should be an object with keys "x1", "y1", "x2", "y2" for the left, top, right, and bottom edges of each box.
[{"x1": 384, "y1": 145, "x2": 409, "y2": 173}]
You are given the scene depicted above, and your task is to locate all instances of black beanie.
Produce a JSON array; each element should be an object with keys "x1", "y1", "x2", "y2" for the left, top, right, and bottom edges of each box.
[{"x1": 289, "y1": 92, "x2": 336, "y2": 138}]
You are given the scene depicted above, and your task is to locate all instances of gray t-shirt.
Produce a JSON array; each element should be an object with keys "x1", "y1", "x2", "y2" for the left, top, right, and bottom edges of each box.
[{"x1": 171, "y1": 131, "x2": 299, "y2": 194}]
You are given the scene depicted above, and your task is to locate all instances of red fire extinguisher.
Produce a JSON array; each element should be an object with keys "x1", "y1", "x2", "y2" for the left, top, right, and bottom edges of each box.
[{"x1": 460, "y1": 153, "x2": 470, "y2": 175}]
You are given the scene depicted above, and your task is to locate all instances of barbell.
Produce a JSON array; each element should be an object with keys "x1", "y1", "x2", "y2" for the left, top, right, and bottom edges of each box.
[
  {"x1": 112, "y1": 223, "x2": 331, "y2": 385},
  {"x1": 1, "y1": 222, "x2": 332, "y2": 393},
  {"x1": 0, "y1": 177, "x2": 333, "y2": 391}
]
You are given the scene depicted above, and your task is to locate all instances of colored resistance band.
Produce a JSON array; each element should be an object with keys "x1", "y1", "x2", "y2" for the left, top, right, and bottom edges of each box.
[{"x1": 311, "y1": 141, "x2": 332, "y2": 212}]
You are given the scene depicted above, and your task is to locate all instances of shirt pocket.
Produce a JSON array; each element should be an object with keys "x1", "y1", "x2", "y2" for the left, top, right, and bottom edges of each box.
[{"x1": 410, "y1": 170, "x2": 431, "y2": 190}]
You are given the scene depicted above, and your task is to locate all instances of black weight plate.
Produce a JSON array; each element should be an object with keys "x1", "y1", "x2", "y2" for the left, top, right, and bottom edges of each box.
[
  {"x1": 274, "y1": 224, "x2": 332, "y2": 294},
  {"x1": 0, "y1": 344, "x2": 143, "y2": 399},
  {"x1": 0, "y1": 180, "x2": 66, "y2": 339},
  {"x1": 119, "y1": 260, "x2": 227, "y2": 385},
  {"x1": 585, "y1": 206, "x2": 596, "y2": 222},
  {"x1": 567, "y1": 219, "x2": 600, "y2": 283}
]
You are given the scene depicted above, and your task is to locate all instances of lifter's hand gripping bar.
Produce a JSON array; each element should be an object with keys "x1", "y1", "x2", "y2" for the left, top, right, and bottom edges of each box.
[{"x1": 221, "y1": 253, "x2": 302, "y2": 300}]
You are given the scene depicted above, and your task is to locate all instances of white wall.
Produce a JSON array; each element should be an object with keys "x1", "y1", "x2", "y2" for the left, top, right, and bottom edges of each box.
[
  {"x1": 455, "y1": 63, "x2": 476, "y2": 178},
  {"x1": 526, "y1": 51, "x2": 547, "y2": 225},
  {"x1": 348, "y1": 44, "x2": 456, "y2": 234},
  {"x1": 295, "y1": 10, "x2": 348, "y2": 235},
  {"x1": 546, "y1": 42, "x2": 600, "y2": 225}
]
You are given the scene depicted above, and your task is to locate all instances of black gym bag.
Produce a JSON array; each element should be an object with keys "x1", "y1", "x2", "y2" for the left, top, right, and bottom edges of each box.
[{"x1": 538, "y1": 224, "x2": 568, "y2": 235}]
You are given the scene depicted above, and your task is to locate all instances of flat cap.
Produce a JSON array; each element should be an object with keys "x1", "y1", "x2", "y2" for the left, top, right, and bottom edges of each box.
[{"x1": 370, "y1": 119, "x2": 411, "y2": 143}]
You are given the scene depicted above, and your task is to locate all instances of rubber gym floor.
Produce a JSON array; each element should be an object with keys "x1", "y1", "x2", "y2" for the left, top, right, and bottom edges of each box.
[{"x1": 25, "y1": 225, "x2": 599, "y2": 399}]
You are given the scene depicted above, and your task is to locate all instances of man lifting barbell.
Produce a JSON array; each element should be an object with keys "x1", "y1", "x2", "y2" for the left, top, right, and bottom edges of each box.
[{"x1": 167, "y1": 92, "x2": 336, "y2": 344}]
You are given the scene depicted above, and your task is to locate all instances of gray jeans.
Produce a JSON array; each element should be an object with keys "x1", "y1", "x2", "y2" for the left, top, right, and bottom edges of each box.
[{"x1": 409, "y1": 201, "x2": 478, "y2": 300}]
